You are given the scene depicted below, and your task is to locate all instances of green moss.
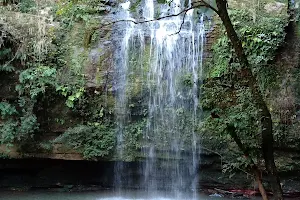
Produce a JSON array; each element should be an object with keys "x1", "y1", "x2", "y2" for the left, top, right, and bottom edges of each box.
[
  {"x1": 129, "y1": 0, "x2": 142, "y2": 12},
  {"x1": 121, "y1": 119, "x2": 146, "y2": 161},
  {"x1": 126, "y1": 43, "x2": 151, "y2": 98},
  {"x1": 83, "y1": 27, "x2": 98, "y2": 48},
  {"x1": 157, "y1": 0, "x2": 167, "y2": 4}
]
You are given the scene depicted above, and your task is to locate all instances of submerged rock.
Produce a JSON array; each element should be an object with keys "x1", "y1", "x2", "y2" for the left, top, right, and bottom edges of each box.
[{"x1": 209, "y1": 193, "x2": 224, "y2": 197}]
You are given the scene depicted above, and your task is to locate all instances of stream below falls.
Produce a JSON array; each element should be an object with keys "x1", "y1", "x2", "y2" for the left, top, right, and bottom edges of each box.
[{"x1": 0, "y1": 190, "x2": 260, "y2": 200}]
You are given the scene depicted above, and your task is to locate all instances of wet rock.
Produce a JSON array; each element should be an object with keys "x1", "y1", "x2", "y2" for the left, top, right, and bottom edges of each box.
[
  {"x1": 209, "y1": 193, "x2": 224, "y2": 197},
  {"x1": 103, "y1": 41, "x2": 112, "y2": 46}
]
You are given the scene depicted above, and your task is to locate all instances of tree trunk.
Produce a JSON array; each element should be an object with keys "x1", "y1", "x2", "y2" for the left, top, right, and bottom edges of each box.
[
  {"x1": 227, "y1": 125, "x2": 269, "y2": 200},
  {"x1": 254, "y1": 167, "x2": 269, "y2": 200},
  {"x1": 214, "y1": 0, "x2": 283, "y2": 199}
]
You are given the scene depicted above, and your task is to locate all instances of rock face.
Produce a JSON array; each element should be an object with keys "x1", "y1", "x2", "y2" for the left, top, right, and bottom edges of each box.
[
  {"x1": 0, "y1": 0, "x2": 117, "y2": 160},
  {"x1": 0, "y1": 143, "x2": 83, "y2": 160},
  {"x1": 0, "y1": 157, "x2": 248, "y2": 191},
  {"x1": 0, "y1": 7, "x2": 216, "y2": 161},
  {"x1": 1, "y1": 0, "x2": 300, "y2": 195},
  {"x1": 264, "y1": 2, "x2": 286, "y2": 14}
]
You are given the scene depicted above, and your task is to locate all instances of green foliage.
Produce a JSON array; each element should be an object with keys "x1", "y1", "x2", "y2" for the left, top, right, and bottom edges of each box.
[
  {"x1": 231, "y1": 11, "x2": 286, "y2": 65},
  {"x1": 55, "y1": 0, "x2": 107, "y2": 24},
  {"x1": 0, "y1": 153, "x2": 10, "y2": 159},
  {"x1": 156, "y1": 0, "x2": 167, "y2": 4},
  {"x1": 55, "y1": 30, "x2": 89, "y2": 107},
  {"x1": 0, "y1": 65, "x2": 15, "y2": 72},
  {"x1": 0, "y1": 0, "x2": 110, "y2": 156},
  {"x1": 203, "y1": 7, "x2": 289, "y2": 175},
  {"x1": 180, "y1": 73, "x2": 194, "y2": 87},
  {"x1": 203, "y1": 82, "x2": 259, "y2": 140},
  {"x1": 18, "y1": 114, "x2": 39, "y2": 140},
  {"x1": 222, "y1": 155, "x2": 253, "y2": 176},
  {"x1": 129, "y1": 0, "x2": 142, "y2": 12},
  {"x1": 55, "y1": 124, "x2": 116, "y2": 160},
  {"x1": 202, "y1": 82, "x2": 261, "y2": 174},
  {"x1": 0, "y1": 102, "x2": 18, "y2": 146},
  {"x1": 0, "y1": 98, "x2": 39, "y2": 148},
  {"x1": 0, "y1": 120, "x2": 18, "y2": 146},
  {"x1": 0, "y1": 0, "x2": 37, "y2": 13},
  {"x1": 0, "y1": 48, "x2": 12, "y2": 57},
  {"x1": 0, "y1": 48, "x2": 16, "y2": 72},
  {"x1": 0, "y1": 19, "x2": 47, "y2": 142},
  {"x1": 208, "y1": 36, "x2": 233, "y2": 77},
  {"x1": 39, "y1": 141, "x2": 53, "y2": 152},
  {"x1": 16, "y1": 66, "x2": 57, "y2": 99},
  {"x1": 0, "y1": 102, "x2": 17, "y2": 118},
  {"x1": 209, "y1": 9, "x2": 287, "y2": 90},
  {"x1": 122, "y1": 119, "x2": 146, "y2": 161},
  {"x1": 275, "y1": 154, "x2": 300, "y2": 172},
  {"x1": 56, "y1": 85, "x2": 85, "y2": 108},
  {"x1": 0, "y1": 114, "x2": 39, "y2": 147},
  {"x1": 18, "y1": 0, "x2": 37, "y2": 13},
  {"x1": 72, "y1": 92, "x2": 115, "y2": 124}
]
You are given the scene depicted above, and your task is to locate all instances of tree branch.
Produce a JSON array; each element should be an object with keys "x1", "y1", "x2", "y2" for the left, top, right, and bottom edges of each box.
[
  {"x1": 107, "y1": 0, "x2": 218, "y2": 26},
  {"x1": 168, "y1": 9, "x2": 188, "y2": 36}
]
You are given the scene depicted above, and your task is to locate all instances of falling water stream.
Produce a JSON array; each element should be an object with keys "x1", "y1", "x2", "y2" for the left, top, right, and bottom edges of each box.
[{"x1": 114, "y1": 0, "x2": 205, "y2": 199}]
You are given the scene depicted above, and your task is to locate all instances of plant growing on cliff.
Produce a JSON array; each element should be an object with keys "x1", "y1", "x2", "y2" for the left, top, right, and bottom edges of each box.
[
  {"x1": 55, "y1": 0, "x2": 108, "y2": 25},
  {"x1": 16, "y1": 66, "x2": 57, "y2": 99},
  {"x1": 0, "y1": 100, "x2": 39, "y2": 147},
  {"x1": 204, "y1": 10, "x2": 288, "y2": 179},
  {"x1": 209, "y1": 9, "x2": 286, "y2": 91},
  {"x1": 54, "y1": 124, "x2": 116, "y2": 160},
  {"x1": 0, "y1": 102, "x2": 17, "y2": 118},
  {"x1": 198, "y1": 0, "x2": 286, "y2": 199},
  {"x1": 122, "y1": 119, "x2": 146, "y2": 161}
]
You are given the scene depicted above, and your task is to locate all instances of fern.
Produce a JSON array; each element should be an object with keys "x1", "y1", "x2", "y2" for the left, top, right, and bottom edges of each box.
[{"x1": 0, "y1": 65, "x2": 15, "y2": 72}]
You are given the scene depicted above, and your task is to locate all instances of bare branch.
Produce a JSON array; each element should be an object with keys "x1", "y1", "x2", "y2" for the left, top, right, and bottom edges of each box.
[
  {"x1": 168, "y1": 9, "x2": 188, "y2": 36},
  {"x1": 106, "y1": 0, "x2": 219, "y2": 26},
  {"x1": 107, "y1": 7, "x2": 193, "y2": 25}
]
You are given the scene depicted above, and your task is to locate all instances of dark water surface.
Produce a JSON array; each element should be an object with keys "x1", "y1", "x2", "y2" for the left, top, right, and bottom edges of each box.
[{"x1": 0, "y1": 190, "x2": 259, "y2": 200}]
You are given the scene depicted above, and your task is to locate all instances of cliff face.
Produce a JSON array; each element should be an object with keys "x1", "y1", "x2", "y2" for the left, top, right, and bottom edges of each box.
[
  {"x1": 1, "y1": 0, "x2": 300, "y2": 194},
  {"x1": 0, "y1": 0, "x2": 117, "y2": 160},
  {"x1": 0, "y1": 0, "x2": 215, "y2": 160}
]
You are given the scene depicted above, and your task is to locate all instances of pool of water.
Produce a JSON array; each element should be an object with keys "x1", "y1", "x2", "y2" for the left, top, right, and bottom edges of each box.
[{"x1": 0, "y1": 190, "x2": 254, "y2": 200}]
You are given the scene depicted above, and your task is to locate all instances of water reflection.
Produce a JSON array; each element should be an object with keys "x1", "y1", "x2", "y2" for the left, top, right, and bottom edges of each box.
[{"x1": 0, "y1": 190, "x2": 243, "y2": 200}]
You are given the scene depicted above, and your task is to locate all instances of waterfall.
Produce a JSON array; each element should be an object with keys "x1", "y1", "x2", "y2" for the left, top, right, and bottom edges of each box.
[{"x1": 114, "y1": 0, "x2": 205, "y2": 198}]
